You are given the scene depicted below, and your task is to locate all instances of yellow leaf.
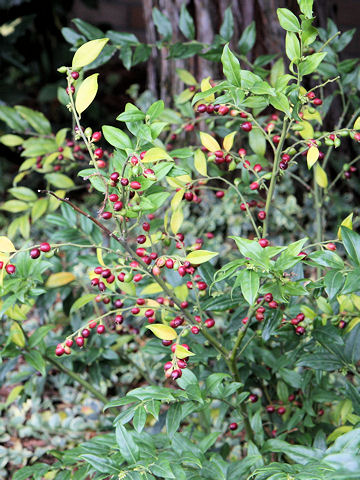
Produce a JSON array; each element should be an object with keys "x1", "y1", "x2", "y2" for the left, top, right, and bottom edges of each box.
[
  {"x1": 0, "y1": 236, "x2": 15, "y2": 253},
  {"x1": 194, "y1": 149, "x2": 208, "y2": 177},
  {"x1": 170, "y1": 207, "x2": 183, "y2": 235},
  {"x1": 186, "y1": 249, "x2": 218, "y2": 265},
  {"x1": 146, "y1": 323, "x2": 177, "y2": 340},
  {"x1": 200, "y1": 77, "x2": 215, "y2": 102},
  {"x1": 72, "y1": 38, "x2": 109, "y2": 70},
  {"x1": 141, "y1": 282, "x2": 165, "y2": 295},
  {"x1": 10, "y1": 322, "x2": 25, "y2": 347},
  {"x1": 302, "y1": 107, "x2": 322, "y2": 125},
  {"x1": 75, "y1": 73, "x2": 99, "y2": 115},
  {"x1": 46, "y1": 272, "x2": 76, "y2": 288},
  {"x1": 175, "y1": 345, "x2": 195, "y2": 359},
  {"x1": 314, "y1": 163, "x2": 328, "y2": 188},
  {"x1": 166, "y1": 175, "x2": 192, "y2": 188},
  {"x1": 171, "y1": 189, "x2": 184, "y2": 210},
  {"x1": 338, "y1": 213, "x2": 353, "y2": 239},
  {"x1": 223, "y1": 131, "x2": 236, "y2": 152},
  {"x1": 6, "y1": 385, "x2": 24, "y2": 406},
  {"x1": 0, "y1": 134, "x2": 23, "y2": 147},
  {"x1": 307, "y1": 145, "x2": 319, "y2": 169},
  {"x1": 199, "y1": 132, "x2": 221, "y2": 152},
  {"x1": 327, "y1": 426, "x2": 353, "y2": 443},
  {"x1": 354, "y1": 116, "x2": 360, "y2": 130},
  {"x1": 97, "y1": 247, "x2": 105, "y2": 266},
  {"x1": 142, "y1": 147, "x2": 173, "y2": 163},
  {"x1": 298, "y1": 120, "x2": 314, "y2": 139},
  {"x1": 351, "y1": 294, "x2": 360, "y2": 311},
  {"x1": 345, "y1": 317, "x2": 360, "y2": 333}
]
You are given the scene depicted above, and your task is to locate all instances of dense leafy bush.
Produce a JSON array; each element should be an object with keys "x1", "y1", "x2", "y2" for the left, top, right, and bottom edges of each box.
[{"x1": 1, "y1": 1, "x2": 360, "y2": 479}]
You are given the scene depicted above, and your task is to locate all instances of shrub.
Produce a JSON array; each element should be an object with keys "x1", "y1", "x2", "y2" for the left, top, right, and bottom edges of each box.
[{"x1": 1, "y1": 1, "x2": 360, "y2": 479}]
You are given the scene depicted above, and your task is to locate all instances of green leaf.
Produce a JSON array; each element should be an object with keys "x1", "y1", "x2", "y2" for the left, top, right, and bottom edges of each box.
[
  {"x1": 0, "y1": 200, "x2": 29, "y2": 213},
  {"x1": 299, "y1": 52, "x2": 327, "y2": 76},
  {"x1": 70, "y1": 294, "x2": 97, "y2": 313},
  {"x1": 0, "y1": 134, "x2": 24, "y2": 147},
  {"x1": 269, "y1": 93, "x2": 291, "y2": 117},
  {"x1": 166, "y1": 403, "x2": 182, "y2": 438},
  {"x1": 248, "y1": 128, "x2": 266, "y2": 156},
  {"x1": 133, "y1": 406, "x2": 147, "y2": 433},
  {"x1": 152, "y1": 8, "x2": 172, "y2": 40},
  {"x1": 297, "y1": 352, "x2": 343, "y2": 371},
  {"x1": 45, "y1": 173, "x2": 75, "y2": 189},
  {"x1": 179, "y1": 4, "x2": 195, "y2": 40},
  {"x1": 8, "y1": 187, "x2": 37, "y2": 202},
  {"x1": 117, "y1": 107, "x2": 146, "y2": 122},
  {"x1": 221, "y1": 44, "x2": 241, "y2": 87},
  {"x1": 24, "y1": 350, "x2": 46, "y2": 376},
  {"x1": 239, "y1": 269, "x2": 259, "y2": 305},
  {"x1": 277, "y1": 8, "x2": 301, "y2": 32},
  {"x1": 115, "y1": 424, "x2": 139, "y2": 464},
  {"x1": 75, "y1": 73, "x2": 99, "y2": 115},
  {"x1": 0, "y1": 105, "x2": 30, "y2": 132},
  {"x1": 297, "y1": 0, "x2": 314, "y2": 18},
  {"x1": 81, "y1": 454, "x2": 120, "y2": 475},
  {"x1": 341, "y1": 227, "x2": 360, "y2": 266},
  {"x1": 15, "y1": 106, "x2": 51, "y2": 134},
  {"x1": 238, "y1": 22, "x2": 256, "y2": 54},
  {"x1": 263, "y1": 439, "x2": 322, "y2": 464},
  {"x1": 285, "y1": 31, "x2": 300, "y2": 61},
  {"x1": 307, "y1": 250, "x2": 344, "y2": 269},
  {"x1": 325, "y1": 270, "x2": 345, "y2": 300},
  {"x1": 220, "y1": 6, "x2": 234, "y2": 41},
  {"x1": 176, "y1": 68, "x2": 197, "y2": 86},
  {"x1": 147, "y1": 100, "x2": 165, "y2": 121},
  {"x1": 72, "y1": 38, "x2": 109, "y2": 69},
  {"x1": 29, "y1": 325, "x2": 54, "y2": 348},
  {"x1": 102, "y1": 125, "x2": 132, "y2": 149},
  {"x1": 31, "y1": 198, "x2": 48, "y2": 222}
]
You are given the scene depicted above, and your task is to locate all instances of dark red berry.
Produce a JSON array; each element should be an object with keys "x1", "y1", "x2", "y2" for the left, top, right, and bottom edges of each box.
[
  {"x1": 30, "y1": 248, "x2": 40, "y2": 259},
  {"x1": 71, "y1": 71, "x2": 79, "y2": 80},
  {"x1": 277, "y1": 406, "x2": 286, "y2": 415},
  {"x1": 313, "y1": 98, "x2": 323, "y2": 106},
  {"x1": 102, "y1": 212, "x2": 112, "y2": 220},
  {"x1": 97, "y1": 324, "x2": 105, "y2": 334},
  {"x1": 229, "y1": 422, "x2": 238, "y2": 431},
  {"x1": 40, "y1": 242, "x2": 51, "y2": 252}
]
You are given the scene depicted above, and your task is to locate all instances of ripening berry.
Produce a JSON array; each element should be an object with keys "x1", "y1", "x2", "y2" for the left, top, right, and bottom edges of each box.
[
  {"x1": 273, "y1": 135, "x2": 280, "y2": 144},
  {"x1": 216, "y1": 191, "x2": 225, "y2": 198},
  {"x1": 40, "y1": 242, "x2": 51, "y2": 252},
  {"x1": 66, "y1": 86, "x2": 75, "y2": 95},
  {"x1": 325, "y1": 242, "x2": 336, "y2": 251},
  {"x1": 110, "y1": 172, "x2": 119, "y2": 182},
  {"x1": 307, "y1": 91, "x2": 315, "y2": 99},
  {"x1": 218, "y1": 105, "x2": 229, "y2": 115},
  {"x1": 313, "y1": 98, "x2": 323, "y2": 106},
  {"x1": 171, "y1": 369, "x2": 182, "y2": 380},
  {"x1": 30, "y1": 248, "x2": 40, "y2": 259},
  {"x1": 238, "y1": 148, "x2": 247, "y2": 157}
]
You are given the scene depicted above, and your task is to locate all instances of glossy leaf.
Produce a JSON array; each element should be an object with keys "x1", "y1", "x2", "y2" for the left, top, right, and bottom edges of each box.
[
  {"x1": 199, "y1": 132, "x2": 221, "y2": 152},
  {"x1": 146, "y1": 323, "x2": 177, "y2": 340},
  {"x1": 72, "y1": 38, "x2": 109, "y2": 69},
  {"x1": 75, "y1": 73, "x2": 99, "y2": 115},
  {"x1": 194, "y1": 149, "x2": 207, "y2": 176},
  {"x1": 46, "y1": 272, "x2": 76, "y2": 288},
  {"x1": 307, "y1": 145, "x2": 319, "y2": 169},
  {"x1": 185, "y1": 250, "x2": 218, "y2": 265}
]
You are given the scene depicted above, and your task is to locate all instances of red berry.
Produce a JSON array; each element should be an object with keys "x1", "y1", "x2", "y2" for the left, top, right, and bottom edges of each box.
[
  {"x1": 295, "y1": 325, "x2": 306, "y2": 335},
  {"x1": 162, "y1": 339, "x2": 172, "y2": 346},
  {"x1": 30, "y1": 248, "x2": 40, "y2": 259},
  {"x1": 142, "y1": 222, "x2": 150, "y2": 232},
  {"x1": 218, "y1": 105, "x2": 229, "y2": 115},
  {"x1": 204, "y1": 318, "x2": 215, "y2": 328},
  {"x1": 282, "y1": 153, "x2": 291, "y2": 162},
  {"x1": 130, "y1": 181, "x2": 141, "y2": 190},
  {"x1": 268, "y1": 300, "x2": 278, "y2": 309},
  {"x1": 5, "y1": 264, "x2": 15, "y2": 274},
  {"x1": 266, "y1": 405, "x2": 275, "y2": 413},
  {"x1": 249, "y1": 393, "x2": 258, "y2": 403},
  {"x1": 258, "y1": 210, "x2": 266, "y2": 221},
  {"x1": 102, "y1": 212, "x2": 112, "y2": 220},
  {"x1": 171, "y1": 369, "x2": 182, "y2": 380},
  {"x1": 55, "y1": 346, "x2": 65, "y2": 356},
  {"x1": 229, "y1": 422, "x2": 238, "y2": 431},
  {"x1": 137, "y1": 235, "x2": 146, "y2": 244},
  {"x1": 307, "y1": 91, "x2": 315, "y2": 99},
  {"x1": 131, "y1": 307, "x2": 140, "y2": 315},
  {"x1": 164, "y1": 361, "x2": 173, "y2": 371},
  {"x1": 92, "y1": 131, "x2": 102, "y2": 141},
  {"x1": 216, "y1": 191, "x2": 225, "y2": 198},
  {"x1": 277, "y1": 406, "x2": 286, "y2": 415},
  {"x1": 97, "y1": 324, "x2": 105, "y2": 334},
  {"x1": 313, "y1": 98, "x2": 323, "y2": 106},
  {"x1": 325, "y1": 242, "x2": 336, "y2": 251},
  {"x1": 197, "y1": 104, "x2": 207, "y2": 113},
  {"x1": 82, "y1": 328, "x2": 90, "y2": 338},
  {"x1": 264, "y1": 293, "x2": 273, "y2": 303},
  {"x1": 71, "y1": 71, "x2": 79, "y2": 80},
  {"x1": 258, "y1": 238, "x2": 269, "y2": 248},
  {"x1": 133, "y1": 273, "x2": 143, "y2": 282},
  {"x1": 94, "y1": 148, "x2": 103, "y2": 159},
  {"x1": 241, "y1": 122, "x2": 252, "y2": 132},
  {"x1": 76, "y1": 336, "x2": 84, "y2": 347},
  {"x1": 109, "y1": 194, "x2": 119, "y2": 202},
  {"x1": 250, "y1": 182, "x2": 259, "y2": 190},
  {"x1": 145, "y1": 309, "x2": 154, "y2": 318},
  {"x1": 40, "y1": 242, "x2": 51, "y2": 252},
  {"x1": 66, "y1": 86, "x2": 75, "y2": 95},
  {"x1": 165, "y1": 258, "x2": 174, "y2": 269},
  {"x1": 238, "y1": 148, "x2": 246, "y2": 157},
  {"x1": 197, "y1": 281, "x2": 207, "y2": 291},
  {"x1": 191, "y1": 326, "x2": 200, "y2": 334},
  {"x1": 253, "y1": 164, "x2": 262, "y2": 173}
]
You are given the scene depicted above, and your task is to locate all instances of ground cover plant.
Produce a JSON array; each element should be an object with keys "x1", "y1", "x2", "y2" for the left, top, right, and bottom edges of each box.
[{"x1": 1, "y1": 1, "x2": 360, "y2": 478}]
